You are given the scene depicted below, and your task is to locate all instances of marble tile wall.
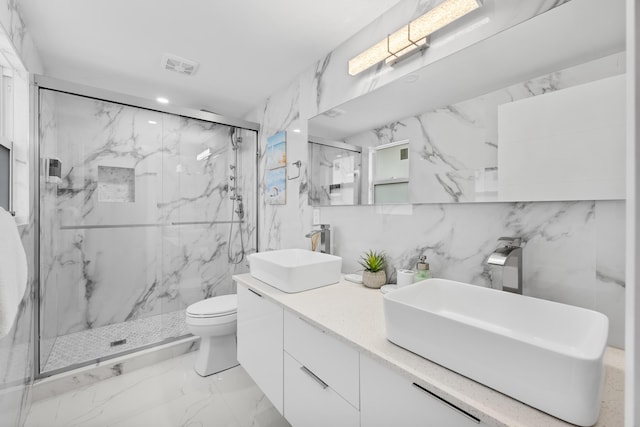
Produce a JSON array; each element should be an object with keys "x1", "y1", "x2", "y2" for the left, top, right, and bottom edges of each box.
[
  {"x1": 247, "y1": 0, "x2": 626, "y2": 349},
  {"x1": 39, "y1": 90, "x2": 257, "y2": 358},
  {"x1": 0, "y1": 1, "x2": 41, "y2": 425},
  {"x1": 0, "y1": 225, "x2": 36, "y2": 427}
]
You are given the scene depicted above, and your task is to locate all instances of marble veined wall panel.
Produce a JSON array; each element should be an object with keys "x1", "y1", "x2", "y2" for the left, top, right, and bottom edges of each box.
[
  {"x1": 1, "y1": 1, "x2": 46, "y2": 425},
  {"x1": 48, "y1": 91, "x2": 164, "y2": 227},
  {"x1": 50, "y1": 227, "x2": 161, "y2": 336},
  {"x1": 161, "y1": 116, "x2": 232, "y2": 223},
  {"x1": 320, "y1": 199, "x2": 624, "y2": 348},
  {"x1": 160, "y1": 116, "x2": 257, "y2": 311}
]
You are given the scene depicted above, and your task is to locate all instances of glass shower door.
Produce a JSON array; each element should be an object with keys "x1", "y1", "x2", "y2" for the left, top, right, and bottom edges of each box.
[
  {"x1": 39, "y1": 89, "x2": 169, "y2": 374},
  {"x1": 38, "y1": 88, "x2": 258, "y2": 375},
  {"x1": 159, "y1": 117, "x2": 257, "y2": 330}
]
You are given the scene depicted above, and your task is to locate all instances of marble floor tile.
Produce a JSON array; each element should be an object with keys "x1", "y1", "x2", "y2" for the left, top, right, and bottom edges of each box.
[
  {"x1": 212, "y1": 366, "x2": 290, "y2": 427},
  {"x1": 24, "y1": 353, "x2": 289, "y2": 427}
]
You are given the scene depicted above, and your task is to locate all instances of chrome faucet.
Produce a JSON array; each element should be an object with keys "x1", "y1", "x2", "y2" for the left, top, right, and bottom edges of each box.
[
  {"x1": 486, "y1": 237, "x2": 523, "y2": 294},
  {"x1": 305, "y1": 224, "x2": 331, "y2": 254}
]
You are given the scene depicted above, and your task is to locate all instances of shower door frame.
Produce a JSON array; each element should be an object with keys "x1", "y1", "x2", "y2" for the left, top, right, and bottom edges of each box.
[{"x1": 31, "y1": 75, "x2": 260, "y2": 379}]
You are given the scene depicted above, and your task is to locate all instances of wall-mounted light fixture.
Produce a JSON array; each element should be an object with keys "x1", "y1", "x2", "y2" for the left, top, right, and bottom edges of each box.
[{"x1": 348, "y1": 0, "x2": 482, "y2": 76}]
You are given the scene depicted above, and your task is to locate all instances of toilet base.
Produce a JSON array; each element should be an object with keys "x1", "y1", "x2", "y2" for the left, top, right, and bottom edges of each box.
[{"x1": 194, "y1": 333, "x2": 238, "y2": 377}]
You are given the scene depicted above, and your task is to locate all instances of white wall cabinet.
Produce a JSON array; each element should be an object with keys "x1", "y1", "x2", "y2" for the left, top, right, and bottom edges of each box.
[
  {"x1": 360, "y1": 354, "x2": 485, "y2": 427},
  {"x1": 237, "y1": 283, "x2": 284, "y2": 414}
]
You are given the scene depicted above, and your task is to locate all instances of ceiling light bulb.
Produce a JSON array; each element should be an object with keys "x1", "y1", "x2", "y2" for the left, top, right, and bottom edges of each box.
[
  {"x1": 156, "y1": 97, "x2": 169, "y2": 104},
  {"x1": 148, "y1": 120, "x2": 157, "y2": 125}
]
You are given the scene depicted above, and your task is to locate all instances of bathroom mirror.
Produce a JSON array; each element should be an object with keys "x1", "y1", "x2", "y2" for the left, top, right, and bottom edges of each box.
[{"x1": 308, "y1": 0, "x2": 626, "y2": 206}]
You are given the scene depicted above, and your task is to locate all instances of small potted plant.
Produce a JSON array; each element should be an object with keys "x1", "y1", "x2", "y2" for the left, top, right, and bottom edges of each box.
[{"x1": 359, "y1": 250, "x2": 387, "y2": 289}]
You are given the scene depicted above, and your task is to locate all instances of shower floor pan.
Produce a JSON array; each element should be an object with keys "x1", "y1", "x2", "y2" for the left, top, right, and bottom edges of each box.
[{"x1": 41, "y1": 309, "x2": 190, "y2": 374}]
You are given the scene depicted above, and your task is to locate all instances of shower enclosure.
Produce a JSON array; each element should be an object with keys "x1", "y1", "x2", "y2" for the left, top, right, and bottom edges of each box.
[{"x1": 36, "y1": 79, "x2": 258, "y2": 376}]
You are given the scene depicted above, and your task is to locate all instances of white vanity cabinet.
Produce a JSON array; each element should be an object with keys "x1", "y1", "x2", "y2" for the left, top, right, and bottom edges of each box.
[
  {"x1": 360, "y1": 354, "x2": 485, "y2": 427},
  {"x1": 237, "y1": 283, "x2": 284, "y2": 414},
  {"x1": 283, "y1": 310, "x2": 359, "y2": 427}
]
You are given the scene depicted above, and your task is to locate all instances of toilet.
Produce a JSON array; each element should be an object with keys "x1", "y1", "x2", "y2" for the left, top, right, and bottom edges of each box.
[{"x1": 185, "y1": 294, "x2": 238, "y2": 377}]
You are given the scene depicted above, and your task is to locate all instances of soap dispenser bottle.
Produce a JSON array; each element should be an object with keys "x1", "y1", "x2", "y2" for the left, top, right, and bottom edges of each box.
[{"x1": 414, "y1": 255, "x2": 430, "y2": 281}]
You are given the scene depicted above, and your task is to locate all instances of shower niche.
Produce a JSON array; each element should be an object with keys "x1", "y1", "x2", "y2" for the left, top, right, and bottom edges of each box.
[{"x1": 37, "y1": 87, "x2": 258, "y2": 375}]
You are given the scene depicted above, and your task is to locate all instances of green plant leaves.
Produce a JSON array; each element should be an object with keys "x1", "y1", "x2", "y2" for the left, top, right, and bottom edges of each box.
[{"x1": 358, "y1": 250, "x2": 386, "y2": 272}]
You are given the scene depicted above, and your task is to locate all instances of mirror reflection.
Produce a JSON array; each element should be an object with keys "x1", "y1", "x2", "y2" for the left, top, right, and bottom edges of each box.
[
  {"x1": 308, "y1": 138, "x2": 362, "y2": 206},
  {"x1": 308, "y1": 0, "x2": 625, "y2": 206}
]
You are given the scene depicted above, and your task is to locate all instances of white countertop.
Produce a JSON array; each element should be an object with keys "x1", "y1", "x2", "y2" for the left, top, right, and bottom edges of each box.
[{"x1": 233, "y1": 274, "x2": 624, "y2": 427}]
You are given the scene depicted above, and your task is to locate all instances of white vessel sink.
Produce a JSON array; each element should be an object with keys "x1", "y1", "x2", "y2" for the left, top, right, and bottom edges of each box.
[
  {"x1": 383, "y1": 278, "x2": 608, "y2": 427},
  {"x1": 248, "y1": 249, "x2": 342, "y2": 293}
]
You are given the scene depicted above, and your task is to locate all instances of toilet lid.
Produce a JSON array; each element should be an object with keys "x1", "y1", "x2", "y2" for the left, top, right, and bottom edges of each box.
[{"x1": 187, "y1": 294, "x2": 237, "y2": 317}]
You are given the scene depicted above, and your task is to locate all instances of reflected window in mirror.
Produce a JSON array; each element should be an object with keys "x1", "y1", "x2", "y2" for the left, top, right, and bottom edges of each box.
[{"x1": 371, "y1": 140, "x2": 409, "y2": 204}]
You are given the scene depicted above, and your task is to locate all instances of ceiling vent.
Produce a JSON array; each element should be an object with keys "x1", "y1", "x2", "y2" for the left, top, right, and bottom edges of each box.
[{"x1": 161, "y1": 53, "x2": 199, "y2": 76}]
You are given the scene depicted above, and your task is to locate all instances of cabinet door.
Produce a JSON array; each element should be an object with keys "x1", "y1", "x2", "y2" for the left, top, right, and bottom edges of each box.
[
  {"x1": 284, "y1": 352, "x2": 359, "y2": 427},
  {"x1": 237, "y1": 283, "x2": 284, "y2": 414},
  {"x1": 361, "y1": 354, "x2": 484, "y2": 427},
  {"x1": 283, "y1": 311, "x2": 359, "y2": 409}
]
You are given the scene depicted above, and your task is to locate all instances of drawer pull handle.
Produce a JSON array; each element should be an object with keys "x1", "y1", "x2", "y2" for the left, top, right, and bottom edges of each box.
[
  {"x1": 300, "y1": 366, "x2": 328, "y2": 390},
  {"x1": 412, "y1": 383, "x2": 480, "y2": 424},
  {"x1": 248, "y1": 288, "x2": 263, "y2": 298},
  {"x1": 298, "y1": 316, "x2": 326, "y2": 333}
]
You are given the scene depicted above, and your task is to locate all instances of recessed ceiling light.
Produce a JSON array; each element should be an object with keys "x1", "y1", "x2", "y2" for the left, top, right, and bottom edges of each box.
[
  {"x1": 148, "y1": 120, "x2": 157, "y2": 125},
  {"x1": 292, "y1": 129, "x2": 301, "y2": 133},
  {"x1": 156, "y1": 97, "x2": 169, "y2": 104}
]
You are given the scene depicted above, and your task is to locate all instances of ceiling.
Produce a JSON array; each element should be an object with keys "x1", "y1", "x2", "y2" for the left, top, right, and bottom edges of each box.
[{"x1": 17, "y1": 0, "x2": 400, "y2": 118}]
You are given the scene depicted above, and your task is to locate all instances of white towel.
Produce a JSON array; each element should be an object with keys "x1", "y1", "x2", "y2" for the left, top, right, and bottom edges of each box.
[{"x1": 0, "y1": 207, "x2": 27, "y2": 338}]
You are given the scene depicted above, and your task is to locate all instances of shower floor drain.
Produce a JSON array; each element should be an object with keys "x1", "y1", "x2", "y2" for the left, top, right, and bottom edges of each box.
[{"x1": 110, "y1": 339, "x2": 127, "y2": 347}]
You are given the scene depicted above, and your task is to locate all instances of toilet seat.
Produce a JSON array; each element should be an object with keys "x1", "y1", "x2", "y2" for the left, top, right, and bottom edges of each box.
[{"x1": 187, "y1": 294, "x2": 237, "y2": 318}]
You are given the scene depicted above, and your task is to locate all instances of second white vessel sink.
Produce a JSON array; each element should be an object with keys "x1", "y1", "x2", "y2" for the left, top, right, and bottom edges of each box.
[
  {"x1": 383, "y1": 278, "x2": 609, "y2": 427},
  {"x1": 248, "y1": 249, "x2": 342, "y2": 293}
]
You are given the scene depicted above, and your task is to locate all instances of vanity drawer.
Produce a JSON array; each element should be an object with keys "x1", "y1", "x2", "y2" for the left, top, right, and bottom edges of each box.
[
  {"x1": 360, "y1": 354, "x2": 484, "y2": 427},
  {"x1": 284, "y1": 352, "x2": 359, "y2": 427},
  {"x1": 283, "y1": 310, "x2": 359, "y2": 409}
]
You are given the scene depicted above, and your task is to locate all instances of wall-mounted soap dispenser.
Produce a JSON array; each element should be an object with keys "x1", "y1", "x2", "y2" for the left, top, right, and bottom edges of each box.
[
  {"x1": 414, "y1": 255, "x2": 430, "y2": 281},
  {"x1": 44, "y1": 158, "x2": 62, "y2": 184}
]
